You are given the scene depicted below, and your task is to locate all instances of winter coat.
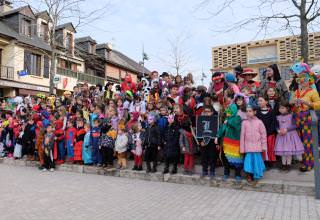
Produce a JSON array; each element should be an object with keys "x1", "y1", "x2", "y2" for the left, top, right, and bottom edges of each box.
[
  {"x1": 259, "y1": 78, "x2": 289, "y2": 100},
  {"x1": 240, "y1": 116, "x2": 267, "y2": 153},
  {"x1": 143, "y1": 124, "x2": 161, "y2": 148},
  {"x1": 162, "y1": 124, "x2": 180, "y2": 158},
  {"x1": 179, "y1": 129, "x2": 197, "y2": 154}
]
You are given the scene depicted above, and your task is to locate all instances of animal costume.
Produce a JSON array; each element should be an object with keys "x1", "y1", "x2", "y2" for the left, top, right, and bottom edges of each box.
[{"x1": 121, "y1": 74, "x2": 137, "y2": 93}]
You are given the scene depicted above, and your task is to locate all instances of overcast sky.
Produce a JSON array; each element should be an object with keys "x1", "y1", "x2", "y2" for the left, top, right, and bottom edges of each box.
[{"x1": 17, "y1": 0, "x2": 315, "y2": 86}]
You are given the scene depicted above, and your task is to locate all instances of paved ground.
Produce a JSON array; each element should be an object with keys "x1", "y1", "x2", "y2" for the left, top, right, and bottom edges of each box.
[{"x1": 0, "y1": 164, "x2": 319, "y2": 220}]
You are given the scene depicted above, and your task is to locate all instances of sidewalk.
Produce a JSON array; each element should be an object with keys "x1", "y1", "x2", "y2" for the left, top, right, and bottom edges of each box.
[{"x1": 0, "y1": 157, "x2": 315, "y2": 197}]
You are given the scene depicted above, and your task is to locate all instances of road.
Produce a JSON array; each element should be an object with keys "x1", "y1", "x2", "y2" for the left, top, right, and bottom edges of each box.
[{"x1": 0, "y1": 164, "x2": 319, "y2": 220}]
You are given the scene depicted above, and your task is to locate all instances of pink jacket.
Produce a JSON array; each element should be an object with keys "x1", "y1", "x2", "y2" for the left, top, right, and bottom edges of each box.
[{"x1": 240, "y1": 116, "x2": 267, "y2": 153}]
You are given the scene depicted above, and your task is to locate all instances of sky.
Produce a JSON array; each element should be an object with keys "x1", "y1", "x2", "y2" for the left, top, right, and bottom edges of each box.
[{"x1": 15, "y1": 0, "x2": 311, "y2": 86}]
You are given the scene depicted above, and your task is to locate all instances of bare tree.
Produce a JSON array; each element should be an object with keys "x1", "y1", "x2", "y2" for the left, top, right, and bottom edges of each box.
[
  {"x1": 165, "y1": 33, "x2": 192, "y2": 76},
  {"x1": 14, "y1": 0, "x2": 110, "y2": 94},
  {"x1": 196, "y1": 0, "x2": 320, "y2": 63}
]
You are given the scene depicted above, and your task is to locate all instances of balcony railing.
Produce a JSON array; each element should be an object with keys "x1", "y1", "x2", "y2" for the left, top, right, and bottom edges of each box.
[
  {"x1": 56, "y1": 67, "x2": 105, "y2": 85},
  {"x1": 78, "y1": 72, "x2": 105, "y2": 85},
  {"x1": 0, "y1": 65, "x2": 14, "y2": 80},
  {"x1": 57, "y1": 67, "x2": 78, "y2": 78}
]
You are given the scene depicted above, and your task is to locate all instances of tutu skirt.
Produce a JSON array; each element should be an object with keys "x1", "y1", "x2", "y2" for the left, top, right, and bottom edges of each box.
[{"x1": 244, "y1": 152, "x2": 265, "y2": 180}]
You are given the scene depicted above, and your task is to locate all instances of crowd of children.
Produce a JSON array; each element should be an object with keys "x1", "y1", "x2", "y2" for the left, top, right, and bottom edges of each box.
[{"x1": 1, "y1": 62, "x2": 320, "y2": 183}]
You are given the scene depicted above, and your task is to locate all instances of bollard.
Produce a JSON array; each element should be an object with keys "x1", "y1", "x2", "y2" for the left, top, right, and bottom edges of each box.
[{"x1": 310, "y1": 110, "x2": 320, "y2": 199}]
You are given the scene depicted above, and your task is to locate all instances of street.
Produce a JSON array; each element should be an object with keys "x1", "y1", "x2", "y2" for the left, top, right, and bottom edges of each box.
[{"x1": 0, "y1": 164, "x2": 319, "y2": 220}]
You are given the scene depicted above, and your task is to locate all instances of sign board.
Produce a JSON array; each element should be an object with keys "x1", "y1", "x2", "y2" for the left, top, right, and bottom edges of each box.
[
  {"x1": 53, "y1": 75, "x2": 60, "y2": 84},
  {"x1": 196, "y1": 115, "x2": 219, "y2": 145}
]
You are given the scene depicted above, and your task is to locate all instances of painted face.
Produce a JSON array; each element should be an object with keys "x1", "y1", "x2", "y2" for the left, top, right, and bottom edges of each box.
[
  {"x1": 168, "y1": 115, "x2": 175, "y2": 124},
  {"x1": 147, "y1": 115, "x2": 155, "y2": 124}
]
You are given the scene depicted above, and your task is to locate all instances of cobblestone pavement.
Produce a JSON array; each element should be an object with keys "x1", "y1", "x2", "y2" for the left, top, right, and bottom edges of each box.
[{"x1": 0, "y1": 164, "x2": 320, "y2": 220}]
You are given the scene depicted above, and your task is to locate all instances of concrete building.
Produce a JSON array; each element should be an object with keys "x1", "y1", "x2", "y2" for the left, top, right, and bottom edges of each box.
[{"x1": 212, "y1": 32, "x2": 320, "y2": 80}]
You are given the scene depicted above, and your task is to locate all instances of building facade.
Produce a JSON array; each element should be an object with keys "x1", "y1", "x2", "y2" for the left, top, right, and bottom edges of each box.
[
  {"x1": 0, "y1": 1, "x2": 148, "y2": 98},
  {"x1": 212, "y1": 32, "x2": 320, "y2": 80}
]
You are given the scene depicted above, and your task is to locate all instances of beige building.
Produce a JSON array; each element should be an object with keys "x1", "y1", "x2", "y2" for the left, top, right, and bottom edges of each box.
[{"x1": 212, "y1": 32, "x2": 320, "y2": 80}]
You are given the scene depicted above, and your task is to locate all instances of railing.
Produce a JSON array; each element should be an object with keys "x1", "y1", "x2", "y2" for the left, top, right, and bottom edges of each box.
[
  {"x1": 311, "y1": 110, "x2": 320, "y2": 199},
  {"x1": 56, "y1": 67, "x2": 78, "y2": 78},
  {"x1": 0, "y1": 65, "x2": 14, "y2": 80},
  {"x1": 56, "y1": 67, "x2": 105, "y2": 85},
  {"x1": 78, "y1": 72, "x2": 105, "y2": 85}
]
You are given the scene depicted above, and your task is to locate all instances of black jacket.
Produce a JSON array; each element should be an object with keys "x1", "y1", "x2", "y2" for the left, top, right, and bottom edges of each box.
[
  {"x1": 143, "y1": 124, "x2": 161, "y2": 148},
  {"x1": 162, "y1": 124, "x2": 180, "y2": 158},
  {"x1": 256, "y1": 108, "x2": 278, "y2": 136}
]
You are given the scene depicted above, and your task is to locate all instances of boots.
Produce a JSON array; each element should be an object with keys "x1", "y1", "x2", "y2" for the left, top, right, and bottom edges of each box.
[{"x1": 146, "y1": 162, "x2": 152, "y2": 173}]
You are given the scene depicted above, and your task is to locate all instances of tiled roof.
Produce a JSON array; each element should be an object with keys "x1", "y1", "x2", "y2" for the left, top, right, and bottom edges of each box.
[
  {"x1": 0, "y1": 21, "x2": 51, "y2": 51},
  {"x1": 75, "y1": 36, "x2": 96, "y2": 44},
  {"x1": 55, "y1": 22, "x2": 76, "y2": 33}
]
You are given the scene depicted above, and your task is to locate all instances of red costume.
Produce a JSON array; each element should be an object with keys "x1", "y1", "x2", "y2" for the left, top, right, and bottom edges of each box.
[
  {"x1": 54, "y1": 120, "x2": 65, "y2": 164},
  {"x1": 74, "y1": 126, "x2": 86, "y2": 161},
  {"x1": 121, "y1": 74, "x2": 137, "y2": 93}
]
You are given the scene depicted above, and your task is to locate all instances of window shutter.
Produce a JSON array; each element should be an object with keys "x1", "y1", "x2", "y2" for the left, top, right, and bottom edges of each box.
[
  {"x1": 44, "y1": 56, "x2": 50, "y2": 78},
  {"x1": 24, "y1": 50, "x2": 31, "y2": 74}
]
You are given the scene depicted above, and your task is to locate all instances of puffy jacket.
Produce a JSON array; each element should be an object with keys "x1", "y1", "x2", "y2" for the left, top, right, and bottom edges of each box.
[
  {"x1": 162, "y1": 124, "x2": 180, "y2": 158},
  {"x1": 240, "y1": 117, "x2": 267, "y2": 153},
  {"x1": 143, "y1": 124, "x2": 161, "y2": 148}
]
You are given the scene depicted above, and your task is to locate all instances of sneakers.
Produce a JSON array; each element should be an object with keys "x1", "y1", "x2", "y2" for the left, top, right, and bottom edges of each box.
[
  {"x1": 50, "y1": 168, "x2": 54, "y2": 172},
  {"x1": 235, "y1": 176, "x2": 242, "y2": 184},
  {"x1": 42, "y1": 168, "x2": 47, "y2": 172}
]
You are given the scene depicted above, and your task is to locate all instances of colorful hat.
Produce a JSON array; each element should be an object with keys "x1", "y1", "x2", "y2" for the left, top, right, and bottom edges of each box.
[
  {"x1": 291, "y1": 62, "x2": 311, "y2": 75},
  {"x1": 240, "y1": 68, "x2": 258, "y2": 78},
  {"x1": 225, "y1": 73, "x2": 237, "y2": 83}
]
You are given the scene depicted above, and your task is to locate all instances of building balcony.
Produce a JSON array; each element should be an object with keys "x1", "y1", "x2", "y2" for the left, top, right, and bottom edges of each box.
[
  {"x1": 57, "y1": 67, "x2": 78, "y2": 78},
  {"x1": 57, "y1": 67, "x2": 105, "y2": 85},
  {"x1": 78, "y1": 72, "x2": 105, "y2": 85},
  {"x1": 0, "y1": 65, "x2": 14, "y2": 80}
]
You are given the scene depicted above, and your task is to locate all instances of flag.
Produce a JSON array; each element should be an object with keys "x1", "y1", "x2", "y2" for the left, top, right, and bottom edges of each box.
[{"x1": 18, "y1": 70, "x2": 28, "y2": 76}]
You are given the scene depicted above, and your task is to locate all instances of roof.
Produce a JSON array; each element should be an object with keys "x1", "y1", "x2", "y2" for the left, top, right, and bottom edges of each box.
[
  {"x1": 55, "y1": 22, "x2": 76, "y2": 33},
  {"x1": 35, "y1": 11, "x2": 51, "y2": 22},
  {"x1": 0, "y1": 20, "x2": 51, "y2": 51},
  {"x1": 0, "y1": 5, "x2": 35, "y2": 19},
  {"x1": 96, "y1": 43, "x2": 112, "y2": 50},
  {"x1": 75, "y1": 36, "x2": 96, "y2": 44},
  {"x1": 108, "y1": 49, "x2": 150, "y2": 75}
]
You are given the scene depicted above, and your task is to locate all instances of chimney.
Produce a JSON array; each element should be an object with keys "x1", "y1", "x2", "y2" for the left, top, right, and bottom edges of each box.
[{"x1": 0, "y1": 0, "x2": 12, "y2": 13}]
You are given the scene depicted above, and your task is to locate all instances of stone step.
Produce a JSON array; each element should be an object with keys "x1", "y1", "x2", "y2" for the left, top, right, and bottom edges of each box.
[{"x1": 0, "y1": 157, "x2": 315, "y2": 196}]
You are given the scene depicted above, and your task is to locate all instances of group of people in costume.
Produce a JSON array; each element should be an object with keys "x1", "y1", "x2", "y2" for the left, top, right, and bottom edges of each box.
[{"x1": 0, "y1": 62, "x2": 319, "y2": 183}]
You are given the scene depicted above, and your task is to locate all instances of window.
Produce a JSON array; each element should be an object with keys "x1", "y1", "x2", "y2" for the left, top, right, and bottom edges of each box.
[
  {"x1": 280, "y1": 66, "x2": 292, "y2": 81},
  {"x1": 43, "y1": 56, "x2": 49, "y2": 78},
  {"x1": 259, "y1": 68, "x2": 267, "y2": 80},
  {"x1": 24, "y1": 51, "x2": 41, "y2": 76},
  {"x1": 40, "y1": 22, "x2": 49, "y2": 41},
  {"x1": 66, "y1": 33, "x2": 73, "y2": 54},
  {"x1": 21, "y1": 18, "x2": 31, "y2": 36}
]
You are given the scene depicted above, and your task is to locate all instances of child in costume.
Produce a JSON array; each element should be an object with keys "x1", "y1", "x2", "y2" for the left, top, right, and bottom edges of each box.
[
  {"x1": 65, "y1": 120, "x2": 76, "y2": 162},
  {"x1": 115, "y1": 121, "x2": 128, "y2": 169},
  {"x1": 35, "y1": 121, "x2": 44, "y2": 168},
  {"x1": 217, "y1": 103, "x2": 242, "y2": 181},
  {"x1": 82, "y1": 123, "x2": 93, "y2": 165},
  {"x1": 197, "y1": 106, "x2": 219, "y2": 178},
  {"x1": 91, "y1": 118, "x2": 102, "y2": 166},
  {"x1": 256, "y1": 96, "x2": 278, "y2": 167},
  {"x1": 54, "y1": 119, "x2": 65, "y2": 164},
  {"x1": 162, "y1": 114, "x2": 180, "y2": 174},
  {"x1": 275, "y1": 101, "x2": 304, "y2": 170},
  {"x1": 100, "y1": 129, "x2": 116, "y2": 168},
  {"x1": 74, "y1": 119, "x2": 85, "y2": 163},
  {"x1": 143, "y1": 115, "x2": 161, "y2": 173},
  {"x1": 240, "y1": 105, "x2": 267, "y2": 182},
  {"x1": 131, "y1": 122, "x2": 144, "y2": 171},
  {"x1": 42, "y1": 124, "x2": 55, "y2": 172}
]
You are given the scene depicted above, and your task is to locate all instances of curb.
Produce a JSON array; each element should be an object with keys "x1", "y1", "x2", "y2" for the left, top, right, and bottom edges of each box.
[{"x1": 0, "y1": 158, "x2": 315, "y2": 196}]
